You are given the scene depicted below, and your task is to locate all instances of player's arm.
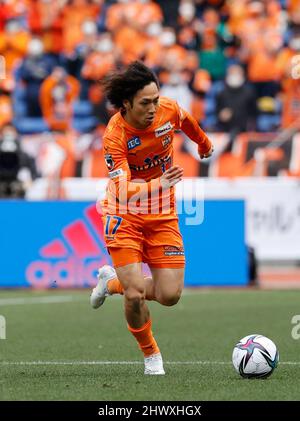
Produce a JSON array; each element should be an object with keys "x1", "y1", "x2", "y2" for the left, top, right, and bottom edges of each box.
[
  {"x1": 177, "y1": 106, "x2": 214, "y2": 159},
  {"x1": 104, "y1": 137, "x2": 182, "y2": 203}
]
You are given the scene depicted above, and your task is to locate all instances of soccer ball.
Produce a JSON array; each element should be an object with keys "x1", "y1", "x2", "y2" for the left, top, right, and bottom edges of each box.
[{"x1": 232, "y1": 334, "x2": 279, "y2": 379}]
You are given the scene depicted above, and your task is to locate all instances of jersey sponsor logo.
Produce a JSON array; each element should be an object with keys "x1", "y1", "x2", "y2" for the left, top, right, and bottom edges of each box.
[
  {"x1": 163, "y1": 245, "x2": 184, "y2": 256},
  {"x1": 127, "y1": 136, "x2": 141, "y2": 150},
  {"x1": 129, "y1": 153, "x2": 171, "y2": 171},
  {"x1": 109, "y1": 168, "x2": 124, "y2": 179},
  {"x1": 162, "y1": 135, "x2": 171, "y2": 148},
  {"x1": 144, "y1": 153, "x2": 159, "y2": 165},
  {"x1": 105, "y1": 154, "x2": 115, "y2": 171},
  {"x1": 155, "y1": 121, "x2": 173, "y2": 137}
]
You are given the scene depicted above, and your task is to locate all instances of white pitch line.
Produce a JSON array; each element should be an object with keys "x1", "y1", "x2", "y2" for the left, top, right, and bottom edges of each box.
[
  {"x1": 0, "y1": 288, "x2": 267, "y2": 307},
  {"x1": 0, "y1": 361, "x2": 231, "y2": 366},
  {"x1": 0, "y1": 291, "x2": 213, "y2": 307},
  {"x1": 0, "y1": 361, "x2": 297, "y2": 366},
  {"x1": 0, "y1": 295, "x2": 75, "y2": 306}
]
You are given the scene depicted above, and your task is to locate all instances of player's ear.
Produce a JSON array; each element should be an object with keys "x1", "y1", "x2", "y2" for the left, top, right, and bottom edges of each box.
[{"x1": 123, "y1": 99, "x2": 130, "y2": 111}]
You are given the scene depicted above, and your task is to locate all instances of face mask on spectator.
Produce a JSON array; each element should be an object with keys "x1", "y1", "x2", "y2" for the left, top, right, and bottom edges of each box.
[
  {"x1": 179, "y1": 3, "x2": 196, "y2": 22},
  {"x1": 169, "y1": 73, "x2": 183, "y2": 86},
  {"x1": 146, "y1": 22, "x2": 162, "y2": 37},
  {"x1": 5, "y1": 20, "x2": 21, "y2": 33},
  {"x1": 52, "y1": 86, "x2": 66, "y2": 101},
  {"x1": 95, "y1": 39, "x2": 114, "y2": 53},
  {"x1": 53, "y1": 67, "x2": 67, "y2": 81},
  {"x1": 289, "y1": 38, "x2": 300, "y2": 51},
  {"x1": 28, "y1": 39, "x2": 44, "y2": 56},
  {"x1": 226, "y1": 74, "x2": 245, "y2": 88},
  {"x1": 160, "y1": 31, "x2": 176, "y2": 47},
  {"x1": 82, "y1": 20, "x2": 97, "y2": 36},
  {"x1": 1, "y1": 134, "x2": 18, "y2": 152}
]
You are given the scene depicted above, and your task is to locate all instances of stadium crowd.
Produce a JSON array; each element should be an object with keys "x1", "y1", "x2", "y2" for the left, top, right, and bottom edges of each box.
[{"x1": 0, "y1": 0, "x2": 300, "y2": 196}]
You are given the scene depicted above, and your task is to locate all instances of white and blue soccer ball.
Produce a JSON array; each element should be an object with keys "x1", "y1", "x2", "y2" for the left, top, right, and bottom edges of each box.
[{"x1": 232, "y1": 334, "x2": 279, "y2": 379}]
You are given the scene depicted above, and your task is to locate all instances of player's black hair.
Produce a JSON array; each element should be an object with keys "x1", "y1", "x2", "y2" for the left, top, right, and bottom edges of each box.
[{"x1": 101, "y1": 61, "x2": 159, "y2": 109}]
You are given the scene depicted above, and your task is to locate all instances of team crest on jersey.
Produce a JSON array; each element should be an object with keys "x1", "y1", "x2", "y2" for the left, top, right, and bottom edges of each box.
[
  {"x1": 104, "y1": 154, "x2": 115, "y2": 171},
  {"x1": 162, "y1": 135, "x2": 171, "y2": 148},
  {"x1": 155, "y1": 121, "x2": 173, "y2": 137},
  {"x1": 127, "y1": 136, "x2": 141, "y2": 150}
]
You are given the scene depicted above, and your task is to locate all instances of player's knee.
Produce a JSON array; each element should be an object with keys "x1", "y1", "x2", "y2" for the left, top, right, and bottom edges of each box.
[
  {"x1": 124, "y1": 288, "x2": 145, "y2": 310},
  {"x1": 159, "y1": 290, "x2": 181, "y2": 307}
]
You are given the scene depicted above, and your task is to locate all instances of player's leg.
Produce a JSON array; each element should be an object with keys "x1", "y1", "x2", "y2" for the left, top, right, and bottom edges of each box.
[
  {"x1": 115, "y1": 260, "x2": 165, "y2": 375},
  {"x1": 148, "y1": 267, "x2": 184, "y2": 306},
  {"x1": 112, "y1": 214, "x2": 185, "y2": 307},
  {"x1": 91, "y1": 212, "x2": 185, "y2": 307},
  {"x1": 142, "y1": 214, "x2": 185, "y2": 306},
  {"x1": 91, "y1": 214, "x2": 142, "y2": 308},
  {"x1": 91, "y1": 264, "x2": 183, "y2": 306},
  {"x1": 90, "y1": 249, "x2": 157, "y2": 309},
  {"x1": 115, "y1": 262, "x2": 149, "y2": 328}
]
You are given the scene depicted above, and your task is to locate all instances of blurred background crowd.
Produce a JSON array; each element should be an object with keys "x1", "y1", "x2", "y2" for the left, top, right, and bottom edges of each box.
[{"x1": 0, "y1": 0, "x2": 300, "y2": 198}]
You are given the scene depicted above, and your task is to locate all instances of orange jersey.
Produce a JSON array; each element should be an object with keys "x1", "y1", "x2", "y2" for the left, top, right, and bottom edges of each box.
[{"x1": 102, "y1": 97, "x2": 211, "y2": 215}]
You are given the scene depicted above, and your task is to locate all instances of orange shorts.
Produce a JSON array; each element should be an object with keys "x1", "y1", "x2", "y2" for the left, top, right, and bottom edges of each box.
[{"x1": 102, "y1": 213, "x2": 185, "y2": 268}]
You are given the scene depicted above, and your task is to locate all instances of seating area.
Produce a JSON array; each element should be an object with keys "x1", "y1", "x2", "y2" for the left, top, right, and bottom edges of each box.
[{"x1": 0, "y1": 0, "x2": 299, "y2": 180}]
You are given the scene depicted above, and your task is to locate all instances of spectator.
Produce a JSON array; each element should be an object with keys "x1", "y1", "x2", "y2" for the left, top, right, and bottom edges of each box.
[
  {"x1": 81, "y1": 33, "x2": 116, "y2": 81},
  {"x1": 281, "y1": 77, "x2": 300, "y2": 128},
  {"x1": 81, "y1": 33, "x2": 117, "y2": 121},
  {"x1": 0, "y1": 78, "x2": 13, "y2": 128},
  {"x1": 160, "y1": 71, "x2": 193, "y2": 113},
  {"x1": 61, "y1": 0, "x2": 101, "y2": 55},
  {"x1": 196, "y1": 8, "x2": 228, "y2": 80},
  {"x1": 159, "y1": 27, "x2": 190, "y2": 73},
  {"x1": 0, "y1": 18, "x2": 30, "y2": 77},
  {"x1": 0, "y1": 0, "x2": 28, "y2": 31},
  {"x1": 247, "y1": 31, "x2": 285, "y2": 98},
  {"x1": 19, "y1": 38, "x2": 55, "y2": 117},
  {"x1": 0, "y1": 123, "x2": 37, "y2": 197},
  {"x1": 216, "y1": 64, "x2": 257, "y2": 133},
  {"x1": 40, "y1": 66, "x2": 80, "y2": 131},
  {"x1": 27, "y1": 0, "x2": 64, "y2": 55},
  {"x1": 154, "y1": 0, "x2": 180, "y2": 29},
  {"x1": 65, "y1": 20, "x2": 100, "y2": 98},
  {"x1": 190, "y1": 68, "x2": 212, "y2": 123}
]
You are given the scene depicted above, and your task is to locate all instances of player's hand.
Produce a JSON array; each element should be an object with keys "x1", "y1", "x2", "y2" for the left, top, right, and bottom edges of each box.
[
  {"x1": 218, "y1": 108, "x2": 232, "y2": 122},
  {"x1": 199, "y1": 144, "x2": 214, "y2": 159},
  {"x1": 160, "y1": 165, "x2": 184, "y2": 189}
]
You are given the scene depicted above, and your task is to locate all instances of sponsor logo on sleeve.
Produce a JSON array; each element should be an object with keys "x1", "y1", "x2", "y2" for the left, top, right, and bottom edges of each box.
[
  {"x1": 127, "y1": 136, "x2": 141, "y2": 150},
  {"x1": 104, "y1": 154, "x2": 115, "y2": 171},
  {"x1": 155, "y1": 121, "x2": 173, "y2": 137},
  {"x1": 109, "y1": 168, "x2": 124, "y2": 179}
]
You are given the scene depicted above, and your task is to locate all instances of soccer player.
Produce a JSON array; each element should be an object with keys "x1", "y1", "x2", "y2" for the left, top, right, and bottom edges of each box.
[{"x1": 90, "y1": 61, "x2": 213, "y2": 375}]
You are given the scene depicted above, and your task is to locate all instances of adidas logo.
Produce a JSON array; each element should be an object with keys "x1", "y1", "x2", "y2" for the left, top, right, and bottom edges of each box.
[{"x1": 25, "y1": 204, "x2": 110, "y2": 288}]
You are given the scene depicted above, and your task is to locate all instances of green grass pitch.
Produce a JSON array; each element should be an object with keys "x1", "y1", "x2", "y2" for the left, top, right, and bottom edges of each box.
[{"x1": 0, "y1": 289, "x2": 300, "y2": 401}]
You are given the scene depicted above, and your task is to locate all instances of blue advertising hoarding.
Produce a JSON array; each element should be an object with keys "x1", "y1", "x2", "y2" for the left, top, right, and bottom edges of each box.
[{"x1": 0, "y1": 200, "x2": 247, "y2": 288}]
